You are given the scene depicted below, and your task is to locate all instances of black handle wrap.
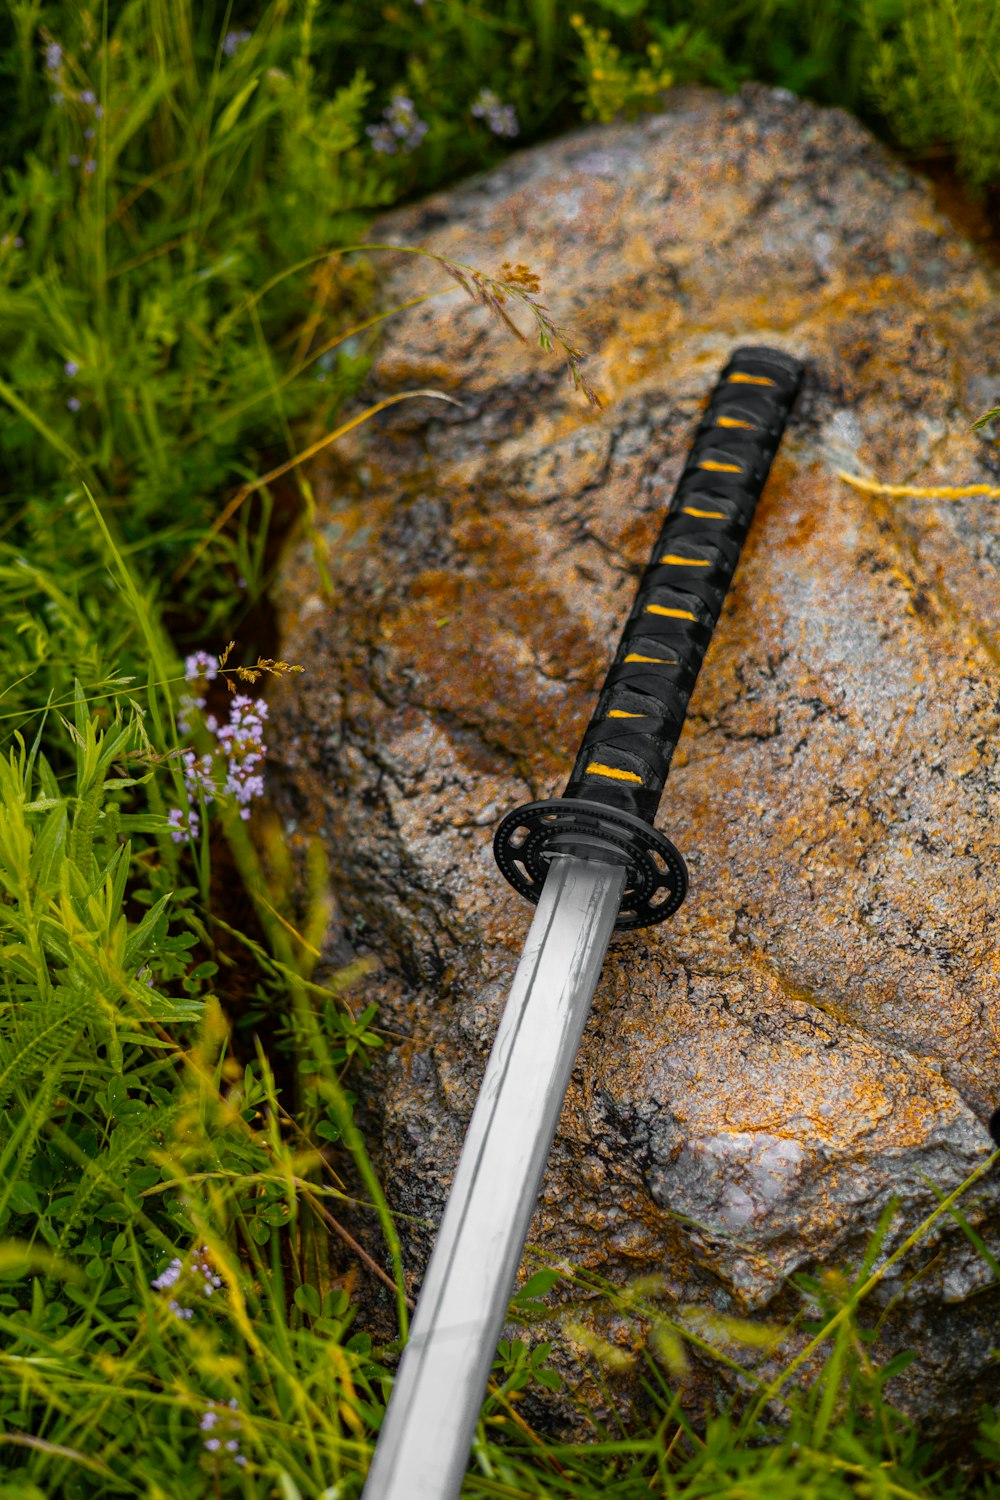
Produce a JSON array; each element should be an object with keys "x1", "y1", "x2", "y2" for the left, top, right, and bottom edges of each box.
[
  {"x1": 562, "y1": 345, "x2": 803, "y2": 821},
  {"x1": 495, "y1": 346, "x2": 803, "y2": 928}
]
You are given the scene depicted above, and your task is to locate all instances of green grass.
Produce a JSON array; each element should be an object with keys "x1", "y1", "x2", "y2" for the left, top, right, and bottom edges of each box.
[{"x1": 1, "y1": 1, "x2": 998, "y2": 1495}]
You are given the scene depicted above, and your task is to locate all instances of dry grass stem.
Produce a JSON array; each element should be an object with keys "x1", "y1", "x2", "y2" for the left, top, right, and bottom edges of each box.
[
  {"x1": 839, "y1": 470, "x2": 1000, "y2": 500},
  {"x1": 438, "y1": 255, "x2": 603, "y2": 408}
]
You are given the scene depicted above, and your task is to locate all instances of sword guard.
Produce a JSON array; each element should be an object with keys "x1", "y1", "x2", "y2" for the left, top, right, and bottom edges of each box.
[{"x1": 493, "y1": 798, "x2": 687, "y2": 929}]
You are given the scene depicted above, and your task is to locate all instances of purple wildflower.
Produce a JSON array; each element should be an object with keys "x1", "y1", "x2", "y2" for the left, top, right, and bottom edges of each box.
[
  {"x1": 64, "y1": 359, "x2": 79, "y2": 376},
  {"x1": 183, "y1": 750, "x2": 217, "y2": 800},
  {"x1": 66, "y1": 396, "x2": 81, "y2": 412},
  {"x1": 152, "y1": 1258, "x2": 183, "y2": 1291},
  {"x1": 45, "y1": 42, "x2": 63, "y2": 73},
  {"x1": 68, "y1": 154, "x2": 80, "y2": 168},
  {"x1": 84, "y1": 159, "x2": 97, "y2": 174},
  {"x1": 367, "y1": 94, "x2": 428, "y2": 154},
  {"x1": 80, "y1": 89, "x2": 97, "y2": 105},
  {"x1": 471, "y1": 88, "x2": 519, "y2": 139},
  {"x1": 152, "y1": 1246, "x2": 224, "y2": 1322},
  {"x1": 167, "y1": 805, "x2": 199, "y2": 844},
  {"x1": 200, "y1": 1397, "x2": 247, "y2": 1468},
  {"x1": 366, "y1": 123, "x2": 398, "y2": 155},
  {"x1": 185, "y1": 650, "x2": 219, "y2": 685},
  {"x1": 222, "y1": 28, "x2": 251, "y2": 58},
  {"x1": 152, "y1": 1257, "x2": 196, "y2": 1319},
  {"x1": 176, "y1": 696, "x2": 200, "y2": 736}
]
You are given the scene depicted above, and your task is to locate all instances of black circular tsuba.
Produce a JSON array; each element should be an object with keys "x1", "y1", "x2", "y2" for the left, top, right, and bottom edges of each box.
[{"x1": 493, "y1": 798, "x2": 688, "y2": 930}]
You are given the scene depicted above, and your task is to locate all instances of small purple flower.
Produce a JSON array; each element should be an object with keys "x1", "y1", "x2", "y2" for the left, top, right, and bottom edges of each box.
[
  {"x1": 45, "y1": 42, "x2": 63, "y2": 73},
  {"x1": 184, "y1": 650, "x2": 219, "y2": 685},
  {"x1": 66, "y1": 396, "x2": 81, "y2": 412},
  {"x1": 222, "y1": 28, "x2": 251, "y2": 58},
  {"x1": 80, "y1": 89, "x2": 97, "y2": 105},
  {"x1": 68, "y1": 154, "x2": 80, "y2": 168},
  {"x1": 183, "y1": 750, "x2": 217, "y2": 800},
  {"x1": 200, "y1": 1397, "x2": 246, "y2": 1467},
  {"x1": 64, "y1": 359, "x2": 79, "y2": 376},
  {"x1": 367, "y1": 94, "x2": 428, "y2": 155},
  {"x1": 167, "y1": 805, "x2": 199, "y2": 843},
  {"x1": 84, "y1": 159, "x2": 97, "y2": 174},
  {"x1": 152, "y1": 1258, "x2": 183, "y2": 1291},
  {"x1": 366, "y1": 123, "x2": 397, "y2": 155},
  {"x1": 471, "y1": 88, "x2": 519, "y2": 139}
]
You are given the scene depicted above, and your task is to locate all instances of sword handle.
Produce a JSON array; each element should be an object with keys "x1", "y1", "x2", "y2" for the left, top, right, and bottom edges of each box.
[{"x1": 495, "y1": 346, "x2": 803, "y2": 928}]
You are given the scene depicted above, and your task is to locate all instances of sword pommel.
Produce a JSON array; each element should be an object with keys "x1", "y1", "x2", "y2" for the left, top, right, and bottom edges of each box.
[{"x1": 494, "y1": 345, "x2": 803, "y2": 929}]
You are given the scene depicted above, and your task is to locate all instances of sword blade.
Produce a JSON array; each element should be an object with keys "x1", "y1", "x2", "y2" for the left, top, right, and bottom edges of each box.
[{"x1": 362, "y1": 854, "x2": 627, "y2": 1499}]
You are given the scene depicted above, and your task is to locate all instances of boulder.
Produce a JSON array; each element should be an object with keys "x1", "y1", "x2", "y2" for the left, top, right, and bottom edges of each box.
[{"x1": 267, "y1": 83, "x2": 1000, "y2": 1429}]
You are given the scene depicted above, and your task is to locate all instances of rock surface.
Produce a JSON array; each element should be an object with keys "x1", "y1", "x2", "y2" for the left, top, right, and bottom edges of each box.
[{"x1": 267, "y1": 83, "x2": 1000, "y2": 1428}]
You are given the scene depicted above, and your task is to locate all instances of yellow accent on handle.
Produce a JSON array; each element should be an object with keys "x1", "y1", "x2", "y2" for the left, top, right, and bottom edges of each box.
[
  {"x1": 646, "y1": 604, "x2": 698, "y2": 621},
  {"x1": 716, "y1": 415, "x2": 755, "y2": 429},
  {"x1": 728, "y1": 372, "x2": 776, "y2": 386},
  {"x1": 660, "y1": 553, "x2": 710, "y2": 566},
  {"x1": 608, "y1": 709, "x2": 644, "y2": 718},
  {"x1": 681, "y1": 505, "x2": 726, "y2": 519},
  {"x1": 699, "y1": 459, "x2": 742, "y2": 473},
  {"x1": 624, "y1": 653, "x2": 678, "y2": 664},
  {"x1": 585, "y1": 762, "x2": 643, "y2": 784}
]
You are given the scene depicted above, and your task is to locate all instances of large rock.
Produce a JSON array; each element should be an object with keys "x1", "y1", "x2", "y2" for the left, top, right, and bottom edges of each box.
[{"x1": 267, "y1": 83, "x2": 1000, "y2": 1428}]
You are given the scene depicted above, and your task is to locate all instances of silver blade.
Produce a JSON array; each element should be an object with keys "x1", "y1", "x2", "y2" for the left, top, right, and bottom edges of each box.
[{"x1": 362, "y1": 854, "x2": 627, "y2": 1500}]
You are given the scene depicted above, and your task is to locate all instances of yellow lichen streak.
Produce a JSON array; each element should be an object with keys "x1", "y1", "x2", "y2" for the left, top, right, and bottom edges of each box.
[
  {"x1": 716, "y1": 415, "x2": 755, "y2": 429},
  {"x1": 645, "y1": 605, "x2": 698, "y2": 621},
  {"x1": 727, "y1": 372, "x2": 775, "y2": 386},
  {"x1": 660, "y1": 553, "x2": 709, "y2": 566},
  {"x1": 607, "y1": 709, "x2": 643, "y2": 718},
  {"x1": 681, "y1": 506, "x2": 725, "y2": 519},
  {"x1": 585, "y1": 762, "x2": 643, "y2": 784},
  {"x1": 624, "y1": 653, "x2": 677, "y2": 664},
  {"x1": 699, "y1": 459, "x2": 742, "y2": 473}
]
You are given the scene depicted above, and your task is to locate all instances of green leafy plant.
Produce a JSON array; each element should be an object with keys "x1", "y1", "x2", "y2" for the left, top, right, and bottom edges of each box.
[
  {"x1": 570, "y1": 12, "x2": 676, "y2": 123},
  {"x1": 865, "y1": 0, "x2": 1000, "y2": 190}
]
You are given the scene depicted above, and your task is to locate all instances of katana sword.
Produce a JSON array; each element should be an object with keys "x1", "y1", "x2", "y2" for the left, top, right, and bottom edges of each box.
[{"x1": 362, "y1": 346, "x2": 803, "y2": 1499}]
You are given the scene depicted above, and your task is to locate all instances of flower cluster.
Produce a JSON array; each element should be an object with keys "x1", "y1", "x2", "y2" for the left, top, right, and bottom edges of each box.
[
  {"x1": 201, "y1": 1398, "x2": 248, "y2": 1468},
  {"x1": 45, "y1": 37, "x2": 103, "y2": 170},
  {"x1": 366, "y1": 94, "x2": 429, "y2": 155},
  {"x1": 471, "y1": 88, "x2": 519, "y2": 139},
  {"x1": 170, "y1": 653, "x2": 270, "y2": 842},
  {"x1": 216, "y1": 695, "x2": 267, "y2": 817},
  {"x1": 151, "y1": 1245, "x2": 224, "y2": 1322},
  {"x1": 178, "y1": 650, "x2": 219, "y2": 734}
]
